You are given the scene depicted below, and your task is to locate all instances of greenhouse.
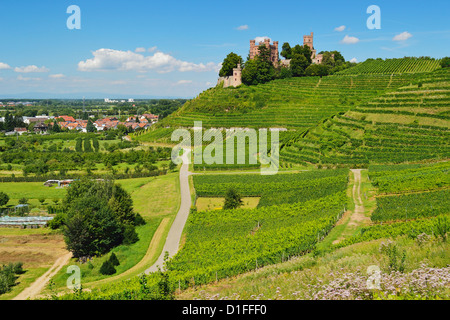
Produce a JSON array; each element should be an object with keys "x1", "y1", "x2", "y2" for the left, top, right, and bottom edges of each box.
[{"x1": 0, "y1": 216, "x2": 54, "y2": 228}]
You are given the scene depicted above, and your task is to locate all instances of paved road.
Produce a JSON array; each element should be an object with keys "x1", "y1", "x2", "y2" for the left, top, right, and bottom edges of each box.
[{"x1": 145, "y1": 148, "x2": 192, "y2": 274}]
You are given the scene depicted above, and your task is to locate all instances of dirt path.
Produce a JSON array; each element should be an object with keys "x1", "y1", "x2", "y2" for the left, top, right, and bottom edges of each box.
[
  {"x1": 348, "y1": 169, "x2": 369, "y2": 227},
  {"x1": 332, "y1": 169, "x2": 371, "y2": 244},
  {"x1": 145, "y1": 148, "x2": 192, "y2": 274},
  {"x1": 13, "y1": 252, "x2": 72, "y2": 300}
]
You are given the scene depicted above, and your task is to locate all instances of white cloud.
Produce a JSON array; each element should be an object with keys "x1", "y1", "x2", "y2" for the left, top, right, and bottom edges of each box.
[
  {"x1": 148, "y1": 46, "x2": 158, "y2": 52},
  {"x1": 340, "y1": 35, "x2": 360, "y2": 44},
  {"x1": 49, "y1": 74, "x2": 65, "y2": 79},
  {"x1": 177, "y1": 80, "x2": 193, "y2": 85},
  {"x1": 78, "y1": 48, "x2": 220, "y2": 73},
  {"x1": 135, "y1": 47, "x2": 146, "y2": 53},
  {"x1": 393, "y1": 31, "x2": 413, "y2": 41},
  {"x1": 334, "y1": 25, "x2": 346, "y2": 32},
  {"x1": 0, "y1": 62, "x2": 11, "y2": 70},
  {"x1": 14, "y1": 65, "x2": 49, "y2": 73},
  {"x1": 17, "y1": 75, "x2": 42, "y2": 81},
  {"x1": 350, "y1": 57, "x2": 358, "y2": 63},
  {"x1": 236, "y1": 25, "x2": 249, "y2": 31},
  {"x1": 254, "y1": 36, "x2": 270, "y2": 43}
]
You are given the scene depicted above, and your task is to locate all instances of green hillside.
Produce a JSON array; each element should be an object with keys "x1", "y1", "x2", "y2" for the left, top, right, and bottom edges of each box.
[
  {"x1": 135, "y1": 72, "x2": 418, "y2": 135},
  {"x1": 280, "y1": 68, "x2": 450, "y2": 166},
  {"x1": 134, "y1": 60, "x2": 449, "y2": 167},
  {"x1": 337, "y1": 57, "x2": 442, "y2": 75}
]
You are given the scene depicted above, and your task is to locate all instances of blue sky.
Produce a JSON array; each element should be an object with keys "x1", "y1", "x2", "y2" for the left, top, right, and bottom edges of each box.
[{"x1": 0, "y1": 0, "x2": 449, "y2": 98}]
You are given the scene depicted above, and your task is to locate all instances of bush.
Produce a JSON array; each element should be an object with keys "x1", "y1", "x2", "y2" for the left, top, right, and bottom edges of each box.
[
  {"x1": 122, "y1": 224, "x2": 139, "y2": 245},
  {"x1": 109, "y1": 253, "x2": 120, "y2": 267},
  {"x1": 223, "y1": 188, "x2": 243, "y2": 210},
  {"x1": 99, "y1": 260, "x2": 116, "y2": 275},
  {"x1": 134, "y1": 213, "x2": 146, "y2": 226},
  {"x1": 48, "y1": 213, "x2": 65, "y2": 230},
  {"x1": 0, "y1": 192, "x2": 9, "y2": 207}
]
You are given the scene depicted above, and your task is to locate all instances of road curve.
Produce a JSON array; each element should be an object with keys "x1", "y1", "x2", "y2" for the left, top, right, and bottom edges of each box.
[{"x1": 144, "y1": 148, "x2": 192, "y2": 274}]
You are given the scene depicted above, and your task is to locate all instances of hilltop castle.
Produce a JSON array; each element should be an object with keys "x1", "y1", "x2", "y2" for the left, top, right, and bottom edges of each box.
[
  {"x1": 249, "y1": 38, "x2": 279, "y2": 65},
  {"x1": 218, "y1": 32, "x2": 327, "y2": 88}
]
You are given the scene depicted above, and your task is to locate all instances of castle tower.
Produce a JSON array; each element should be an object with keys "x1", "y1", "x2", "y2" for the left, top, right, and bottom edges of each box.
[
  {"x1": 249, "y1": 40, "x2": 257, "y2": 60},
  {"x1": 303, "y1": 32, "x2": 314, "y2": 50},
  {"x1": 232, "y1": 63, "x2": 242, "y2": 87}
]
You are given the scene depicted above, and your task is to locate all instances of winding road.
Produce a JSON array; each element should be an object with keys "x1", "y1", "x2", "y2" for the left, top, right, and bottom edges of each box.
[{"x1": 144, "y1": 148, "x2": 192, "y2": 274}]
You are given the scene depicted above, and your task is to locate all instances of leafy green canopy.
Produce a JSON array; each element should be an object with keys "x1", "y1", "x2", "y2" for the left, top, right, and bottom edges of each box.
[
  {"x1": 62, "y1": 178, "x2": 140, "y2": 258},
  {"x1": 219, "y1": 52, "x2": 243, "y2": 77}
]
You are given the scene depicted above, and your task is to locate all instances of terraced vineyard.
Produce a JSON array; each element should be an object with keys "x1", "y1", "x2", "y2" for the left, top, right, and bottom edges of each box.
[
  {"x1": 281, "y1": 68, "x2": 450, "y2": 166},
  {"x1": 337, "y1": 57, "x2": 442, "y2": 75},
  {"x1": 137, "y1": 73, "x2": 417, "y2": 137}
]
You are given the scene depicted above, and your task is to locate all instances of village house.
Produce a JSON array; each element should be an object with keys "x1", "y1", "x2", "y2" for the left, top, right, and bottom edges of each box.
[{"x1": 14, "y1": 127, "x2": 27, "y2": 135}]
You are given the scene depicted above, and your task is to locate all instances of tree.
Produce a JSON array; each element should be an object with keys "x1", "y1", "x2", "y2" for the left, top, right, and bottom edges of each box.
[
  {"x1": 293, "y1": 45, "x2": 312, "y2": 64},
  {"x1": 223, "y1": 188, "x2": 243, "y2": 210},
  {"x1": 290, "y1": 53, "x2": 309, "y2": 77},
  {"x1": 278, "y1": 66, "x2": 293, "y2": 79},
  {"x1": 108, "y1": 184, "x2": 136, "y2": 225},
  {"x1": 241, "y1": 59, "x2": 259, "y2": 85},
  {"x1": 168, "y1": 161, "x2": 177, "y2": 171},
  {"x1": 257, "y1": 44, "x2": 276, "y2": 78},
  {"x1": 62, "y1": 178, "x2": 139, "y2": 258},
  {"x1": 280, "y1": 42, "x2": 292, "y2": 59},
  {"x1": 4, "y1": 112, "x2": 14, "y2": 132},
  {"x1": 441, "y1": 57, "x2": 450, "y2": 68},
  {"x1": 321, "y1": 52, "x2": 336, "y2": 68},
  {"x1": 219, "y1": 52, "x2": 243, "y2": 77},
  {"x1": 305, "y1": 64, "x2": 330, "y2": 77},
  {"x1": 86, "y1": 120, "x2": 96, "y2": 133},
  {"x1": 0, "y1": 192, "x2": 9, "y2": 207},
  {"x1": 99, "y1": 260, "x2": 116, "y2": 275},
  {"x1": 109, "y1": 252, "x2": 120, "y2": 266},
  {"x1": 64, "y1": 200, "x2": 124, "y2": 258}
]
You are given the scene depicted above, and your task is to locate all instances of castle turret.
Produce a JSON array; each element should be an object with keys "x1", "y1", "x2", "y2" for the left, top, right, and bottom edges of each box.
[{"x1": 303, "y1": 32, "x2": 314, "y2": 50}]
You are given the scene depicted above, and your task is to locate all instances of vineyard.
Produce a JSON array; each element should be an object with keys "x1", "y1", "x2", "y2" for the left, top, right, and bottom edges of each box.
[
  {"x1": 193, "y1": 169, "x2": 349, "y2": 206},
  {"x1": 280, "y1": 68, "x2": 450, "y2": 166},
  {"x1": 369, "y1": 161, "x2": 450, "y2": 194},
  {"x1": 334, "y1": 161, "x2": 450, "y2": 248},
  {"x1": 167, "y1": 191, "x2": 348, "y2": 288},
  {"x1": 337, "y1": 57, "x2": 442, "y2": 75},
  {"x1": 372, "y1": 190, "x2": 449, "y2": 222}
]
